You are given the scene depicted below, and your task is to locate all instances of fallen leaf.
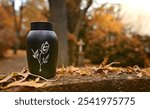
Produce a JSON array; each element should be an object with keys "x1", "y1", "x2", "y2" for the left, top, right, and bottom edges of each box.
[
  {"x1": 100, "y1": 56, "x2": 109, "y2": 68},
  {"x1": 66, "y1": 66, "x2": 79, "y2": 74},
  {"x1": 95, "y1": 69, "x2": 106, "y2": 77},
  {"x1": 136, "y1": 72, "x2": 143, "y2": 78},
  {"x1": 143, "y1": 72, "x2": 150, "y2": 77},
  {"x1": 77, "y1": 70, "x2": 87, "y2": 76},
  {"x1": 127, "y1": 76, "x2": 133, "y2": 79},
  {"x1": 95, "y1": 68, "x2": 103, "y2": 73},
  {"x1": 0, "y1": 73, "x2": 13, "y2": 83},
  {"x1": 0, "y1": 72, "x2": 29, "y2": 84},
  {"x1": 133, "y1": 65, "x2": 141, "y2": 72},
  {"x1": 0, "y1": 75, "x2": 5, "y2": 80},
  {"x1": 35, "y1": 78, "x2": 40, "y2": 82},
  {"x1": 126, "y1": 67, "x2": 134, "y2": 74},
  {"x1": 4, "y1": 80, "x2": 47, "y2": 89},
  {"x1": 141, "y1": 68, "x2": 150, "y2": 77}
]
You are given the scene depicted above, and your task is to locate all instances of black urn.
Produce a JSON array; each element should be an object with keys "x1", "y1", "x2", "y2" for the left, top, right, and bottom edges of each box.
[{"x1": 26, "y1": 22, "x2": 58, "y2": 78}]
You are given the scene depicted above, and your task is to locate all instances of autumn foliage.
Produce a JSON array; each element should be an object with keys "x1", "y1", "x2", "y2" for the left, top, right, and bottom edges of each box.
[
  {"x1": 0, "y1": 4, "x2": 16, "y2": 57},
  {"x1": 0, "y1": 0, "x2": 48, "y2": 57},
  {"x1": 0, "y1": 1, "x2": 150, "y2": 67},
  {"x1": 85, "y1": 5, "x2": 147, "y2": 67}
]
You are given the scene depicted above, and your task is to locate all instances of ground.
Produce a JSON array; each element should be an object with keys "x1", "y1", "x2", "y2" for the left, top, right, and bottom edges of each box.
[
  {"x1": 0, "y1": 50, "x2": 150, "y2": 91},
  {"x1": 0, "y1": 49, "x2": 27, "y2": 75}
]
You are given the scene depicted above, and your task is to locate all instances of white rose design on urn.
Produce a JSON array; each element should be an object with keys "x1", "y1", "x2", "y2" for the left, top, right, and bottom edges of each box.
[{"x1": 31, "y1": 41, "x2": 50, "y2": 72}]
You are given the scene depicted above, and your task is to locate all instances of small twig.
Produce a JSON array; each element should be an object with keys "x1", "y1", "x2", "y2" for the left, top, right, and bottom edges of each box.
[
  {"x1": 29, "y1": 73, "x2": 58, "y2": 82},
  {"x1": 105, "y1": 62, "x2": 120, "y2": 67},
  {"x1": 21, "y1": 67, "x2": 28, "y2": 73},
  {"x1": 29, "y1": 73, "x2": 49, "y2": 81}
]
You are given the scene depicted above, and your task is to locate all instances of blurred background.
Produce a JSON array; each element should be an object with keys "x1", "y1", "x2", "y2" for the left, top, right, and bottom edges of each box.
[{"x1": 0, "y1": 0, "x2": 150, "y2": 74}]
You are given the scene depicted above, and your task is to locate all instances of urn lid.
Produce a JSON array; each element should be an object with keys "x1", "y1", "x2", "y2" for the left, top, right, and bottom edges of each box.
[{"x1": 31, "y1": 22, "x2": 53, "y2": 30}]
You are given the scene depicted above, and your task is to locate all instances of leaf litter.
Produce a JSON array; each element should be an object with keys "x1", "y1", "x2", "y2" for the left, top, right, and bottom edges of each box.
[
  {"x1": 0, "y1": 68, "x2": 50, "y2": 89},
  {"x1": 0, "y1": 56, "x2": 150, "y2": 90}
]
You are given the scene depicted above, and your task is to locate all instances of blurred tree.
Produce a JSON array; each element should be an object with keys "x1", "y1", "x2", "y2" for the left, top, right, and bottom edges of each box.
[
  {"x1": 22, "y1": 0, "x2": 48, "y2": 31},
  {"x1": 10, "y1": 0, "x2": 23, "y2": 54},
  {"x1": 0, "y1": 0, "x2": 49, "y2": 55},
  {"x1": 0, "y1": 2, "x2": 13, "y2": 29},
  {"x1": 48, "y1": 0, "x2": 69, "y2": 66},
  {"x1": 65, "y1": 0, "x2": 93, "y2": 65},
  {"x1": 65, "y1": 0, "x2": 81, "y2": 33},
  {"x1": 0, "y1": 2, "x2": 15, "y2": 57},
  {"x1": 138, "y1": 36, "x2": 150, "y2": 67},
  {"x1": 66, "y1": 0, "x2": 92, "y2": 37},
  {"x1": 87, "y1": 4, "x2": 122, "y2": 41},
  {"x1": 44, "y1": 0, "x2": 94, "y2": 65},
  {"x1": 0, "y1": 0, "x2": 27, "y2": 54},
  {"x1": 20, "y1": 0, "x2": 48, "y2": 49},
  {"x1": 85, "y1": 4, "x2": 146, "y2": 67}
]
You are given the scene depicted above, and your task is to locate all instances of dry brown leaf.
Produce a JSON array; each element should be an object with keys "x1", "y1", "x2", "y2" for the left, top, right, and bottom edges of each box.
[
  {"x1": 127, "y1": 76, "x2": 133, "y2": 79},
  {"x1": 95, "y1": 69, "x2": 106, "y2": 77},
  {"x1": 35, "y1": 78, "x2": 40, "y2": 82},
  {"x1": 66, "y1": 66, "x2": 79, "y2": 74},
  {"x1": 57, "y1": 65, "x2": 66, "y2": 74},
  {"x1": 126, "y1": 67, "x2": 134, "y2": 73},
  {"x1": 103, "y1": 70, "x2": 109, "y2": 77},
  {"x1": 0, "y1": 72, "x2": 30, "y2": 84},
  {"x1": 4, "y1": 80, "x2": 47, "y2": 89},
  {"x1": 105, "y1": 67, "x2": 123, "y2": 73},
  {"x1": 21, "y1": 68, "x2": 28, "y2": 73},
  {"x1": 0, "y1": 73, "x2": 13, "y2": 83},
  {"x1": 77, "y1": 70, "x2": 87, "y2": 76},
  {"x1": 0, "y1": 69, "x2": 50, "y2": 89},
  {"x1": 0, "y1": 75, "x2": 5, "y2": 80},
  {"x1": 57, "y1": 66, "x2": 79, "y2": 75},
  {"x1": 141, "y1": 68, "x2": 150, "y2": 77},
  {"x1": 144, "y1": 72, "x2": 150, "y2": 77},
  {"x1": 1, "y1": 72, "x2": 29, "y2": 89},
  {"x1": 133, "y1": 65, "x2": 141, "y2": 72},
  {"x1": 136, "y1": 72, "x2": 143, "y2": 78},
  {"x1": 100, "y1": 56, "x2": 109, "y2": 68}
]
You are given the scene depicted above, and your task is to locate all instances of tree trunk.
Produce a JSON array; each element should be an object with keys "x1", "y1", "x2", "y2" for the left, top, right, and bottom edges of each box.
[
  {"x1": 72, "y1": 0, "x2": 93, "y2": 65},
  {"x1": 11, "y1": 0, "x2": 24, "y2": 54},
  {"x1": 11, "y1": 1, "x2": 19, "y2": 54},
  {"x1": 48, "y1": 0, "x2": 69, "y2": 66},
  {"x1": 74, "y1": 0, "x2": 93, "y2": 38}
]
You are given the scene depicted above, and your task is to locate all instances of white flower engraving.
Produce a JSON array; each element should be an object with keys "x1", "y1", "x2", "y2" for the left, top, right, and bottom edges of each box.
[
  {"x1": 41, "y1": 41, "x2": 49, "y2": 54},
  {"x1": 31, "y1": 41, "x2": 50, "y2": 72}
]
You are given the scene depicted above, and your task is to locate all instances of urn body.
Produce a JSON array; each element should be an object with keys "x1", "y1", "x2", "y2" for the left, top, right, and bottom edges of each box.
[{"x1": 26, "y1": 22, "x2": 58, "y2": 78}]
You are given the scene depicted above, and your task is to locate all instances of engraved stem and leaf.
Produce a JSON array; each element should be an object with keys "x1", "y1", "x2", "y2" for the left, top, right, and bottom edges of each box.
[{"x1": 31, "y1": 41, "x2": 50, "y2": 72}]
